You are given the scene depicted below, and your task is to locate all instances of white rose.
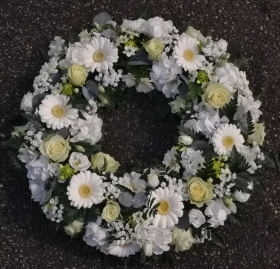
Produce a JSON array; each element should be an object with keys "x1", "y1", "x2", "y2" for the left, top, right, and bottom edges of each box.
[
  {"x1": 64, "y1": 220, "x2": 84, "y2": 237},
  {"x1": 185, "y1": 26, "x2": 205, "y2": 42},
  {"x1": 102, "y1": 200, "x2": 120, "y2": 222},
  {"x1": 189, "y1": 209, "x2": 206, "y2": 228},
  {"x1": 172, "y1": 227, "x2": 195, "y2": 252},
  {"x1": 69, "y1": 152, "x2": 91, "y2": 172},
  {"x1": 178, "y1": 135, "x2": 193, "y2": 146},
  {"x1": 232, "y1": 190, "x2": 250, "y2": 203},
  {"x1": 147, "y1": 172, "x2": 159, "y2": 188},
  {"x1": 216, "y1": 39, "x2": 228, "y2": 51},
  {"x1": 143, "y1": 242, "x2": 153, "y2": 257},
  {"x1": 121, "y1": 18, "x2": 146, "y2": 32},
  {"x1": 20, "y1": 92, "x2": 34, "y2": 112},
  {"x1": 91, "y1": 152, "x2": 120, "y2": 174},
  {"x1": 143, "y1": 17, "x2": 173, "y2": 39}
]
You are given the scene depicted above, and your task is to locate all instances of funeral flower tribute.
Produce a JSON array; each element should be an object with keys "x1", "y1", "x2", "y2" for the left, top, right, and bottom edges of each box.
[{"x1": 3, "y1": 12, "x2": 268, "y2": 259}]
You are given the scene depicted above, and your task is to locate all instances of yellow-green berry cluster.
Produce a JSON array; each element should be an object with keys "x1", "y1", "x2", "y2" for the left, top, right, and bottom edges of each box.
[
  {"x1": 60, "y1": 164, "x2": 76, "y2": 180},
  {"x1": 212, "y1": 157, "x2": 225, "y2": 178},
  {"x1": 62, "y1": 83, "x2": 74, "y2": 96},
  {"x1": 196, "y1": 71, "x2": 209, "y2": 84}
]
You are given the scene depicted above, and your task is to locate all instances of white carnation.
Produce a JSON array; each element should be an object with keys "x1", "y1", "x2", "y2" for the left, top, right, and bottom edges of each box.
[{"x1": 189, "y1": 209, "x2": 206, "y2": 228}]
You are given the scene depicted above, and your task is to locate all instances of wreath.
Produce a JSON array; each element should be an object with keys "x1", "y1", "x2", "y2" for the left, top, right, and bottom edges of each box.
[{"x1": 3, "y1": 11, "x2": 269, "y2": 260}]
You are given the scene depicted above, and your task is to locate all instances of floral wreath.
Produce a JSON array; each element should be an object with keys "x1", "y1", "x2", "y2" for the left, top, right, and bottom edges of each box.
[{"x1": 3, "y1": 11, "x2": 268, "y2": 260}]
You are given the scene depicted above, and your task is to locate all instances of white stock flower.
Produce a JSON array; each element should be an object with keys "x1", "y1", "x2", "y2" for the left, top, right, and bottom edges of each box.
[
  {"x1": 70, "y1": 112, "x2": 103, "y2": 145},
  {"x1": 142, "y1": 17, "x2": 173, "y2": 39},
  {"x1": 205, "y1": 199, "x2": 231, "y2": 228},
  {"x1": 26, "y1": 154, "x2": 51, "y2": 181},
  {"x1": 232, "y1": 190, "x2": 250, "y2": 202},
  {"x1": 172, "y1": 227, "x2": 195, "y2": 252},
  {"x1": 189, "y1": 209, "x2": 206, "y2": 228},
  {"x1": 181, "y1": 148, "x2": 204, "y2": 178},
  {"x1": 18, "y1": 148, "x2": 39, "y2": 166},
  {"x1": 108, "y1": 239, "x2": 140, "y2": 257},
  {"x1": 69, "y1": 152, "x2": 91, "y2": 172},
  {"x1": 20, "y1": 92, "x2": 34, "y2": 112},
  {"x1": 119, "y1": 172, "x2": 146, "y2": 193},
  {"x1": 48, "y1": 36, "x2": 65, "y2": 58}
]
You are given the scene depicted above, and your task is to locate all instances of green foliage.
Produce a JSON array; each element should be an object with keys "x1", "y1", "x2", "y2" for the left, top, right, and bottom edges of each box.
[
  {"x1": 1, "y1": 136, "x2": 23, "y2": 149},
  {"x1": 178, "y1": 20, "x2": 191, "y2": 34},
  {"x1": 196, "y1": 158, "x2": 217, "y2": 181},
  {"x1": 208, "y1": 230, "x2": 225, "y2": 248},
  {"x1": 228, "y1": 54, "x2": 250, "y2": 71},
  {"x1": 21, "y1": 113, "x2": 44, "y2": 130},
  {"x1": 247, "y1": 111, "x2": 255, "y2": 136},
  {"x1": 67, "y1": 28, "x2": 79, "y2": 44},
  {"x1": 139, "y1": 5, "x2": 152, "y2": 20},
  {"x1": 6, "y1": 150, "x2": 25, "y2": 176},
  {"x1": 74, "y1": 141, "x2": 103, "y2": 156},
  {"x1": 219, "y1": 91, "x2": 238, "y2": 123},
  {"x1": 228, "y1": 146, "x2": 251, "y2": 173},
  {"x1": 226, "y1": 214, "x2": 242, "y2": 227}
]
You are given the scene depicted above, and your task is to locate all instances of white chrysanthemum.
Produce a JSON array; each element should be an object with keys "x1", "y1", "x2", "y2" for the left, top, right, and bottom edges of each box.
[
  {"x1": 67, "y1": 171, "x2": 104, "y2": 209},
  {"x1": 212, "y1": 124, "x2": 244, "y2": 155},
  {"x1": 150, "y1": 187, "x2": 184, "y2": 229},
  {"x1": 108, "y1": 239, "x2": 140, "y2": 257},
  {"x1": 119, "y1": 172, "x2": 147, "y2": 193},
  {"x1": 136, "y1": 78, "x2": 154, "y2": 93},
  {"x1": 173, "y1": 36, "x2": 205, "y2": 71},
  {"x1": 78, "y1": 37, "x2": 118, "y2": 72},
  {"x1": 38, "y1": 94, "x2": 78, "y2": 130}
]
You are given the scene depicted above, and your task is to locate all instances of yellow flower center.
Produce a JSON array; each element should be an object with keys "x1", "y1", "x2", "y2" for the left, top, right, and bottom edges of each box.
[
  {"x1": 183, "y1": 49, "x2": 195, "y2": 62},
  {"x1": 158, "y1": 200, "x2": 171, "y2": 215},
  {"x1": 51, "y1": 105, "x2": 65, "y2": 118},
  {"x1": 93, "y1": 50, "x2": 106, "y2": 62},
  {"x1": 78, "y1": 184, "x2": 93, "y2": 198},
  {"x1": 222, "y1": 136, "x2": 234, "y2": 148}
]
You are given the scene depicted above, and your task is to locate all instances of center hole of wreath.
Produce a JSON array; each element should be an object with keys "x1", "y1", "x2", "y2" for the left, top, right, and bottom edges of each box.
[
  {"x1": 93, "y1": 50, "x2": 106, "y2": 63},
  {"x1": 101, "y1": 94, "x2": 176, "y2": 166}
]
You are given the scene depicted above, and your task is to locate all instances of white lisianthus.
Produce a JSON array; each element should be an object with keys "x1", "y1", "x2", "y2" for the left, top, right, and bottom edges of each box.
[
  {"x1": 172, "y1": 227, "x2": 195, "y2": 252},
  {"x1": 20, "y1": 92, "x2": 34, "y2": 112},
  {"x1": 185, "y1": 26, "x2": 205, "y2": 42},
  {"x1": 189, "y1": 209, "x2": 206, "y2": 228},
  {"x1": 64, "y1": 220, "x2": 84, "y2": 237},
  {"x1": 69, "y1": 152, "x2": 91, "y2": 172},
  {"x1": 91, "y1": 152, "x2": 120, "y2": 174},
  {"x1": 147, "y1": 169, "x2": 160, "y2": 188},
  {"x1": 143, "y1": 17, "x2": 173, "y2": 39},
  {"x1": 178, "y1": 135, "x2": 193, "y2": 145},
  {"x1": 119, "y1": 172, "x2": 146, "y2": 193},
  {"x1": 232, "y1": 190, "x2": 250, "y2": 202}
]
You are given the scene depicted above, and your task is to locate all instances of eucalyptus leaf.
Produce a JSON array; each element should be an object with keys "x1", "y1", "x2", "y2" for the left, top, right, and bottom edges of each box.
[
  {"x1": 82, "y1": 87, "x2": 95, "y2": 101},
  {"x1": 101, "y1": 29, "x2": 117, "y2": 41},
  {"x1": 128, "y1": 48, "x2": 152, "y2": 66},
  {"x1": 235, "y1": 172, "x2": 250, "y2": 191},
  {"x1": 43, "y1": 188, "x2": 53, "y2": 204},
  {"x1": 86, "y1": 80, "x2": 99, "y2": 96},
  {"x1": 93, "y1": 12, "x2": 112, "y2": 26},
  {"x1": 178, "y1": 20, "x2": 191, "y2": 34},
  {"x1": 191, "y1": 140, "x2": 211, "y2": 154},
  {"x1": 119, "y1": 192, "x2": 134, "y2": 207},
  {"x1": 32, "y1": 94, "x2": 47, "y2": 108},
  {"x1": 133, "y1": 193, "x2": 147, "y2": 208},
  {"x1": 176, "y1": 210, "x2": 190, "y2": 229},
  {"x1": 178, "y1": 78, "x2": 188, "y2": 98},
  {"x1": 49, "y1": 71, "x2": 65, "y2": 85},
  {"x1": 56, "y1": 127, "x2": 69, "y2": 138}
]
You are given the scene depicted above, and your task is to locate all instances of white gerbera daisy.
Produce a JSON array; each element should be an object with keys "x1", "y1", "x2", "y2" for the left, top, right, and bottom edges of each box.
[
  {"x1": 173, "y1": 36, "x2": 205, "y2": 72},
  {"x1": 108, "y1": 239, "x2": 140, "y2": 257},
  {"x1": 79, "y1": 36, "x2": 118, "y2": 72},
  {"x1": 67, "y1": 171, "x2": 104, "y2": 209},
  {"x1": 38, "y1": 94, "x2": 78, "y2": 130},
  {"x1": 150, "y1": 187, "x2": 184, "y2": 229},
  {"x1": 212, "y1": 124, "x2": 245, "y2": 155}
]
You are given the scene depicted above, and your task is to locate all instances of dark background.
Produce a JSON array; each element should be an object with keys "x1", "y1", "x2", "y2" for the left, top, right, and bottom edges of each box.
[{"x1": 0, "y1": 0, "x2": 280, "y2": 268}]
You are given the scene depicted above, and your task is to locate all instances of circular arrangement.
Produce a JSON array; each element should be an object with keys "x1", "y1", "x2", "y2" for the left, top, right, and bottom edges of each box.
[{"x1": 7, "y1": 12, "x2": 266, "y2": 258}]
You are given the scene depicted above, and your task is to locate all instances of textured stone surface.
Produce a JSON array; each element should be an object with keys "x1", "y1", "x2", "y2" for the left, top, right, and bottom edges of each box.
[{"x1": 1, "y1": 0, "x2": 280, "y2": 268}]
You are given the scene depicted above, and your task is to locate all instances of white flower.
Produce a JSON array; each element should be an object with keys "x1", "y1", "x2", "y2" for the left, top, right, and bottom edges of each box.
[
  {"x1": 169, "y1": 96, "x2": 186, "y2": 114},
  {"x1": 122, "y1": 73, "x2": 136, "y2": 87},
  {"x1": 83, "y1": 222, "x2": 109, "y2": 249},
  {"x1": 147, "y1": 169, "x2": 160, "y2": 188},
  {"x1": 136, "y1": 78, "x2": 154, "y2": 93},
  {"x1": 70, "y1": 112, "x2": 103, "y2": 145},
  {"x1": 239, "y1": 145, "x2": 258, "y2": 174},
  {"x1": 232, "y1": 190, "x2": 250, "y2": 202},
  {"x1": 238, "y1": 95, "x2": 262, "y2": 123},
  {"x1": 29, "y1": 179, "x2": 46, "y2": 205},
  {"x1": 183, "y1": 119, "x2": 199, "y2": 133},
  {"x1": 150, "y1": 55, "x2": 182, "y2": 98},
  {"x1": 119, "y1": 172, "x2": 146, "y2": 193},
  {"x1": 121, "y1": 18, "x2": 146, "y2": 32},
  {"x1": 38, "y1": 94, "x2": 78, "y2": 130},
  {"x1": 247, "y1": 181, "x2": 254, "y2": 190},
  {"x1": 26, "y1": 154, "x2": 51, "y2": 181},
  {"x1": 150, "y1": 187, "x2": 184, "y2": 229},
  {"x1": 181, "y1": 148, "x2": 204, "y2": 178},
  {"x1": 20, "y1": 92, "x2": 34, "y2": 112},
  {"x1": 78, "y1": 29, "x2": 91, "y2": 42},
  {"x1": 163, "y1": 147, "x2": 180, "y2": 172},
  {"x1": 185, "y1": 26, "x2": 205, "y2": 42},
  {"x1": 178, "y1": 135, "x2": 193, "y2": 145},
  {"x1": 18, "y1": 148, "x2": 39, "y2": 166},
  {"x1": 108, "y1": 239, "x2": 140, "y2": 257},
  {"x1": 48, "y1": 36, "x2": 65, "y2": 58},
  {"x1": 173, "y1": 36, "x2": 205, "y2": 72},
  {"x1": 205, "y1": 199, "x2": 231, "y2": 228},
  {"x1": 64, "y1": 220, "x2": 83, "y2": 236},
  {"x1": 67, "y1": 171, "x2": 105, "y2": 209},
  {"x1": 189, "y1": 209, "x2": 206, "y2": 228},
  {"x1": 172, "y1": 227, "x2": 195, "y2": 252},
  {"x1": 74, "y1": 37, "x2": 118, "y2": 72},
  {"x1": 132, "y1": 211, "x2": 144, "y2": 223},
  {"x1": 135, "y1": 220, "x2": 173, "y2": 255},
  {"x1": 216, "y1": 39, "x2": 228, "y2": 51},
  {"x1": 69, "y1": 152, "x2": 91, "y2": 172},
  {"x1": 212, "y1": 124, "x2": 244, "y2": 156},
  {"x1": 143, "y1": 17, "x2": 173, "y2": 39}
]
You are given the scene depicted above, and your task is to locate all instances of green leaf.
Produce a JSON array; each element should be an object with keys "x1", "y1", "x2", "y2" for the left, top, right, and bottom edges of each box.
[
  {"x1": 1, "y1": 136, "x2": 23, "y2": 149},
  {"x1": 228, "y1": 54, "x2": 250, "y2": 71},
  {"x1": 196, "y1": 157, "x2": 216, "y2": 181},
  {"x1": 209, "y1": 230, "x2": 225, "y2": 248},
  {"x1": 178, "y1": 20, "x2": 191, "y2": 34},
  {"x1": 139, "y1": 6, "x2": 152, "y2": 20},
  {"x1": 6, "y1": 150, "x2": 25, "y2": 175},
  {"x1": 227, "y1": 214, "x2": 242, "y2": 227},
  {"x1": 247, "y1": 111, "x2": 255, "y2": 136},
  {"x1": 228, "y1": 146, "x2": 250, "y2": 173},
  {"x1": 220, "y1": 91, "x2": 238, "y2": 123}
]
